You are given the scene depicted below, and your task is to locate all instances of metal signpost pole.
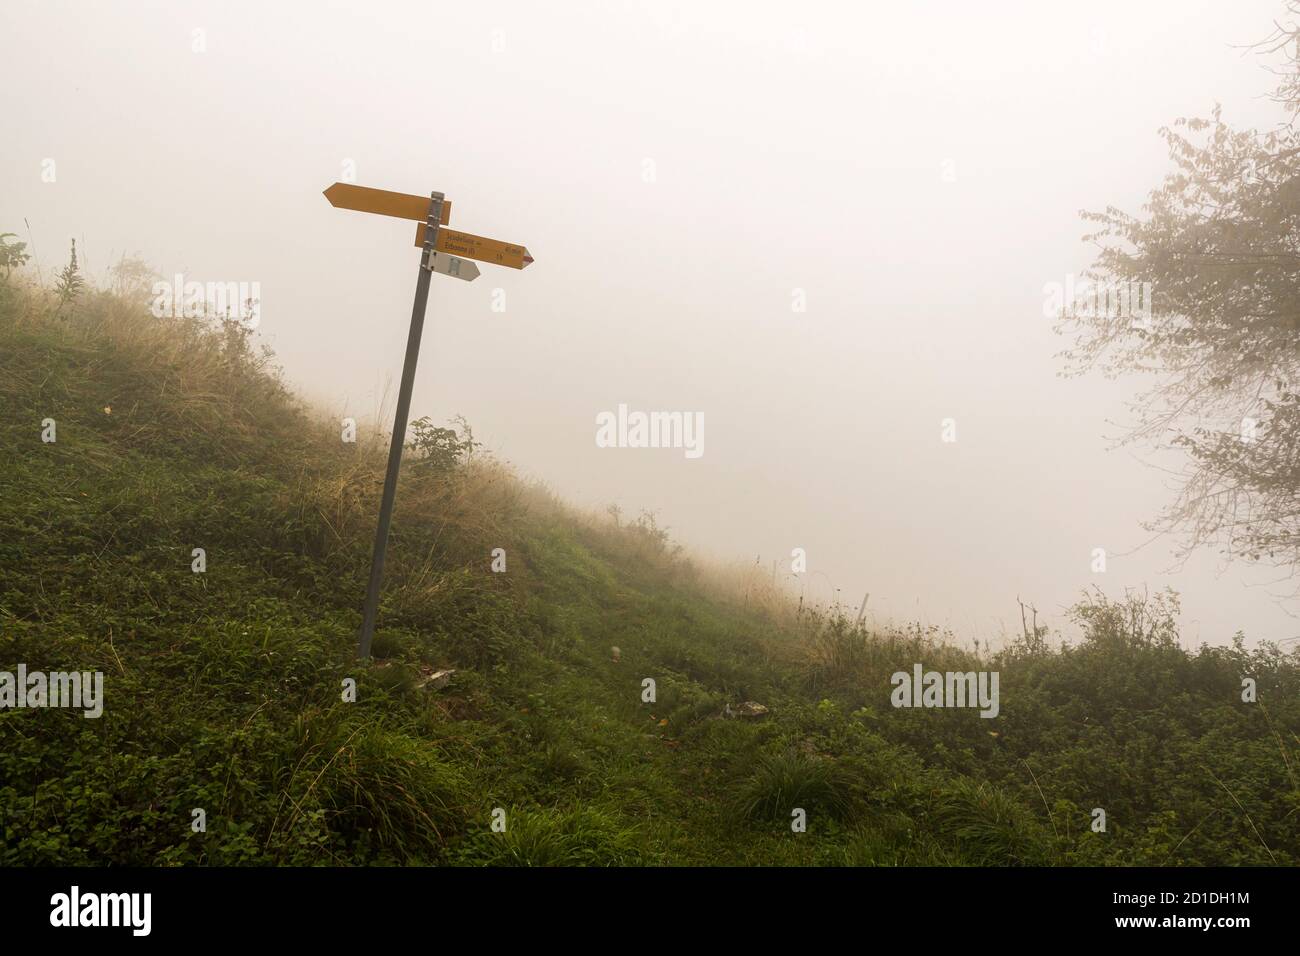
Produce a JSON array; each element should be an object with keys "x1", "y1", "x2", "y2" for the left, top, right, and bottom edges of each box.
[
  {"x1": 357, "y1": 192, "x2": 445, "y2": 658},
  {"x1": 323, "y1": 180, "x2": 530, "y2": 656}
]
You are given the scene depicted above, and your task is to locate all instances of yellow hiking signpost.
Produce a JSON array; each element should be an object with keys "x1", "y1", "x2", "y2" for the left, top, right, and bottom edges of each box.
[
  {"x1": 324, "y1": 182, "x2": 453, "y2": 225},
  {"x1": 413, "y1": 223, "x2": 534, "y2": 270},
  {"x1": 323, "y1": 181, "x2": 535, "y2": 658}
]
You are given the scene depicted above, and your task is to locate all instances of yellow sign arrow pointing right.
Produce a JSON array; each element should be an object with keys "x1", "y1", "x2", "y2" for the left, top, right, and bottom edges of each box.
[{"x1": 414, "y1": 222, "x2": 534, "y2": 270}]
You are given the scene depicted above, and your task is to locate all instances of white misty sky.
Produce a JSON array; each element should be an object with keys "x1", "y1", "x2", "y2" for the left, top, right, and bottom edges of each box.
[{"x1": 3, "y1": 0, "x2": 1297, "y2": 646}]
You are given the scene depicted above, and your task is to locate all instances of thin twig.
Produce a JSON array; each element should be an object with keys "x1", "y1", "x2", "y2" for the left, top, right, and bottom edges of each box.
[{"x1": 1021, "y1": 759, "x2": 1059, "y2": 840}]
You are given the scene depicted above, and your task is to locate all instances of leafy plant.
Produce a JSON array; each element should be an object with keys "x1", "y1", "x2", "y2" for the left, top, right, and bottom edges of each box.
[
  {"x1": 407, "y1": 414, "x2": 479, "y2": 474},
  {"x1": 0, "y1": 232, "x2": 30, "y2": 278},
  {"x1": 53, "y1": 238, "x2": 84, "y2": 313}
]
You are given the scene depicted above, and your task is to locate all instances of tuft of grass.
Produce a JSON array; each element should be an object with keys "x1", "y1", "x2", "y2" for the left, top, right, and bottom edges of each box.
[
  {"x1": 930, "y1": 778, "x2": 1052, "y2": 866},
  {"x1": 449, "y1": 807, "x2": 651, "y2": 866},
  {"x1": 733, "y1": 753, "x2": 863, "y2": 824},
  {"x1": 267, "y1": 709, "x2": 472, "y2": 864}
]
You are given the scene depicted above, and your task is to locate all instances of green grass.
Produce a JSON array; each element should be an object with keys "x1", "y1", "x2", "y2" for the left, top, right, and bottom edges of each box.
[{"x1": 1, "y1": 275, "x2": 1298, "y2": 866}]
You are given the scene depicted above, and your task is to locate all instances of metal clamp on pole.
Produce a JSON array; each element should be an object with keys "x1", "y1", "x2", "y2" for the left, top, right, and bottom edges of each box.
[{"x1": 421, "y1": 191, "x2": 445, "y2": 271}]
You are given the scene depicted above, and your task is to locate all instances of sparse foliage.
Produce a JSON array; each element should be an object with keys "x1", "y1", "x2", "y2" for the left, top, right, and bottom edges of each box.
[
  {"x1": 109, "y1": 254, "x2": 157, "y2": 302},
  {"x1": 52, "y1": 238, "x2": 84, "y2": 313},
  {"x1": 1059, "y1": 12, "x2": 1300, "y2": 588},
  {"x1": 0, "y1": 233, "x2": 30, "y2": 278},
  {"x1": 406, "y1": 414, "x2": 480, "y2": 474}
]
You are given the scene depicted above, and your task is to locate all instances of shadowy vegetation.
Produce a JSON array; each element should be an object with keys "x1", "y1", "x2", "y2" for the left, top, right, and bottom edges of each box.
[{"x1": 1, "y1": 268, "x2": 1297, "y2": 866}]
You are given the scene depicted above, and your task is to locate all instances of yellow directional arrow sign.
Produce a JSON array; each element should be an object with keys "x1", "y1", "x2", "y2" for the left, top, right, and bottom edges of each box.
[
  {"x1": 323, "y1": 182, "x2": 451, "y2": 225},
  {"x1": 414, "y1": 222, "x2": 534, "y2": 269}
]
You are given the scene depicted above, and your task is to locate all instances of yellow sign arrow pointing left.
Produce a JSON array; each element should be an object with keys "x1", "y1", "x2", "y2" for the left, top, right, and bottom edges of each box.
[{"x1": 323, "y1": 182, "x2": 451, "y2": 225}]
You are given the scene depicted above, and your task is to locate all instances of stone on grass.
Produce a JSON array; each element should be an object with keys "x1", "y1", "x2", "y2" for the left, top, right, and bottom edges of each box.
[
  {"x1": 724, "y1": 701, "x2": 769, "y2": 720},
  {"x1": 417, "y1": 668, "x2": 455, "y2": 691}
]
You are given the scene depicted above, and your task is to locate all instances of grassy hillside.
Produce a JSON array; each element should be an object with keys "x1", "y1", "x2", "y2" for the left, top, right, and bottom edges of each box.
[{"x1": 1, "y1": 270, "x2": 1297, "y2": 866}]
